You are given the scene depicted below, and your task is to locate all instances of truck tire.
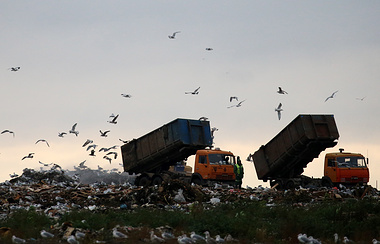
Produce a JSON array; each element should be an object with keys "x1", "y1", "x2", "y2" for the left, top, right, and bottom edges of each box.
[
  {"x1": 285, "y1": 179, "x2": 295, "y2": 189},
  {"x1": 321, "y1": 176, "x2": 333, "y2": 187},
  {"x1": 152, "y1": 176, "x2": 163, "y2": 186},
  {"x1": 191, "y1": 175, "x2": 203, "y2": 186},
  {"x1": 137, "y1": 175, "x2": 151, "y2": 187}
]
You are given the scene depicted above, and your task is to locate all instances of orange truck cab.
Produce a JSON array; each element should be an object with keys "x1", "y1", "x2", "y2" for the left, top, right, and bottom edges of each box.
[
  {"x1": 191, "y1": 148, "x2": 236, "y2": 186},
  {"x1": 324, "y1": 148, "x2": 369, "y2": 186}
]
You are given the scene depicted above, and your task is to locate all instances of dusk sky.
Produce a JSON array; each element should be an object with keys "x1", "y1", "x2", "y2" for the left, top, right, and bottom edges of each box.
[{"x1": 1, "y1": 1, "x2": 380, "y2": 187}]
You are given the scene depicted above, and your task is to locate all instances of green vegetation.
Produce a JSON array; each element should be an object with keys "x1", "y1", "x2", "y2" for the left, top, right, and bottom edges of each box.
[{"x1": 1, "y1": 199, "x2": 380, "y2": 243}]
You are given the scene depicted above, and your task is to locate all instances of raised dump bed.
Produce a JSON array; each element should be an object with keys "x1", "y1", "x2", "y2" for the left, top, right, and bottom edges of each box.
[
  {"x1": 121, "y1": 118, "x2": 213, "y2": 174},
  {"x1": 253, "y1": 114, "x2": 339, "y2": 181}
]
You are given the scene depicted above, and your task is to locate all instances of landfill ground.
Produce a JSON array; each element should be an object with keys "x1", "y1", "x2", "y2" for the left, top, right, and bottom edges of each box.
[{"x1": 1, "y1": 168, "x2": 379, "y2": 244}]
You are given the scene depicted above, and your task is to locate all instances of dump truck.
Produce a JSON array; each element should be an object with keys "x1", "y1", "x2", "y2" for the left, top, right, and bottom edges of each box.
[
  {"x1": 121, "y1": 118, "x2": 236, "y2": 186},
  {"x1": 251, "y1": 114, "x2": 369, "y2": 189}
]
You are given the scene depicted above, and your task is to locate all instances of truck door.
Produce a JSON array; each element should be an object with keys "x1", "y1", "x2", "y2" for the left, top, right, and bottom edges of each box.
[
  {"x1": 325, "y1": 158, "x2": 338, "y2": 182},
  {"x1": 194, "y1": 154, "x2": 210, "y2": 180}
]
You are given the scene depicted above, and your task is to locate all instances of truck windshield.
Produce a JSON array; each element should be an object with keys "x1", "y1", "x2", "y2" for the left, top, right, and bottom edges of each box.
[
  {"x1": 337, "y1": 156, "x2": 366, "y2": 168},
  {"x1": 209, "y1": 154, "x2": 235, "y2": 165}
]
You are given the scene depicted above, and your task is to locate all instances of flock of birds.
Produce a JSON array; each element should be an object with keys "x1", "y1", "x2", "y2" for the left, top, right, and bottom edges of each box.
[
  {"x1": 2, "y1": 60, "x2": 362, "y2": 178},
  {"x1": 10, "y1": 225, "x2": 238, "y2": 244},
  {"x1": 297, "y1": 232, "x2": 380, "y2": 244}
]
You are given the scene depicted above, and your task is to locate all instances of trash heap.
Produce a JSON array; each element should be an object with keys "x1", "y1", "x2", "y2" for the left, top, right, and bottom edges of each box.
[{"x1": 1, "y1": 167, "x2": 379, "y2": 221}]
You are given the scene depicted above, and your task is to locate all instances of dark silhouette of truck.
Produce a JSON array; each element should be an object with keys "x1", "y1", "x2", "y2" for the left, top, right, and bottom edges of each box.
[
  {"x1": 251, "y1": 114, "x2": 340, "y2": 189},
  {"x1": 121, "y1": 118, "x2": 236, "y2": 186}
]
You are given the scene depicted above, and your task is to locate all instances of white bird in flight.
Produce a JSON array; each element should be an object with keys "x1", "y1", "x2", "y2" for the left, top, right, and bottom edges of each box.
[
  {"x1": 227, "y1": 100, "x2": 246, "y2": 108},
  {"x1": 185, "y1": 87, "x2": 200, "y2": 95},
  {"x1": 121, "y1": 94, "x2": 132, "y2": 98},
  {"x1": 168, "y1": 31, "x2": 180, "y2": 39},
  {"x1": 325, "y1": 90, "x2": 338, "y2": 102},
  {"x1": 275, "y1": 103, "x2": 283, "y2": 120},
  {"x1": 69, "y1": 123, "x2": 79, "y2": 136},
  {"x1": 58, "y1": 132, "x2": 67, "y2": 137}
]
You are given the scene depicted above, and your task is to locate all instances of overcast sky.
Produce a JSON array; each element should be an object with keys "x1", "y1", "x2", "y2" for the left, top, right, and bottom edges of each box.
[{"x1": 1, "y1": 1, "x2": 380, "y2": 187}]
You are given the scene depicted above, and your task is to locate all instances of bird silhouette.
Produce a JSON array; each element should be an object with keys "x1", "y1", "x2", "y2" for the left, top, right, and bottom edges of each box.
[
  {"x1": 82, "y1": 139, "x2": 93, "y2": 147},
  {"x1": 205, "y1": 47, "x2": 213, "y2": 51},
  {"x1": 107, "y1": 114, "x2": 119, "y2": 124},
  {"x1": 227, "y1": 100, "x2": 246, "y2": 108},
  {"x1": 1, "y1": 130, "x2": 15, "y2": 137},
  {"x1": 277, "y1": 87, "x2": 288, "y2": 94},
  {"x1": 106, "y1": 151, "x2": 118, "y2": 159},
  {"x1": 22, "y1": 153, "x2": 34, "y2": 160},
  {"x1": 275, "y1": 103, "x2": 283, "y2": 120},
  {"x1": 35, "y1": 139, "x2": 50, "y2": 147},
  {"x1": 103, "y1": 156, "x2": 112, "y2": 164},
  {"x1": 168, "y1": 31, "x2": 180, "y2": 39},
  {"x1": 69, "y1": 123, "x2": 79, "y2": 136},
  {"x1": 58, "y1": 132, "x2": 67, "y2": 137},
  {"x1": 185, "y1": 87, "x2": 200, "y2": 95},
  {"x1": 100, "y1": 130, "x2": 110, "y2": 137},
  {"x1": 121, "y1": 94, "x2": 132, "y2": 98},
  {"x1": 325, "y1": 90, "x2": 338, "y2": 102},
  {"x1": 229, "y1": 96, "x2": 238, "y2": 102},
  {"x1": 8, "y1": 67, "x2": 20, "y2": 71}
]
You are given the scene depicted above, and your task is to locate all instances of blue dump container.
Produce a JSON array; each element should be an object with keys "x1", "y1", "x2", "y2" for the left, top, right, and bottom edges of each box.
[{"x1": 121, "y1": 118, "x2": 213, "y2": 174}]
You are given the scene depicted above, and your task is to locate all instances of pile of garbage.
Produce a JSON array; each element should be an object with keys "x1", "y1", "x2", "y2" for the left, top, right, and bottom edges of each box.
[{"x1": 1, "y1": 167, "x2": 380, "y2": 221}]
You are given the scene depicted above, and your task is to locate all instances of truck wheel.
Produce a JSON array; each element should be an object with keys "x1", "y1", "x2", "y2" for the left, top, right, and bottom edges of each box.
[
  {"x1": 285, "y1": 179, "x2": 295, "y2": 189},
  {"x1": 321, "y1": 177, "x2": 333, "y2": 187},
  {"x1": 152, "y1": 176, "x2": 163, "y2": 186},
  {"x1": 137, "y1": 175, "x2": 151, "y2": 187},
  {"x1": 191, "y1": 177, "x2": 203, "y2": 186}
]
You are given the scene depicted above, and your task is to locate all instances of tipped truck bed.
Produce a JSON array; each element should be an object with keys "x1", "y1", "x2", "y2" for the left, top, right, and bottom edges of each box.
[
  {"x1": 121, "y1": 118, "x2": 213, "y2": 174},
  {"x1": 253, "y1": 114, "x2": 339, "y2": 181}
]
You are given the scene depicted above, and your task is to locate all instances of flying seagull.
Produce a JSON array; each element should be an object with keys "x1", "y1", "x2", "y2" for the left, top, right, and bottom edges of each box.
[
  {"x1": 185, "y1": 87, "x2": 200, "y2": 95},
  {"x1": 356, "y1": 96, "x2": 366, "y2": 101},
  {"x1": 168, "y1": 31, "x2": 180, "y2": 39},
  {"x1": 82, "y1": 139, "x2": 93, "y2": 147},
  {"x1": 36, "y1": 139, "x2": 50, "y2": 147},
  {"x1": 69, "y1": 123, "x2": 79, "y2": 136},
  {"x1": 8, "y1": 67, "x2": 20, "y2": 71},
  {"x1": 107, "y1": 114, "x2": 119, "y2": 124},
  {"x1": 22, "y1": 153, "x2": 34, "y2": 160},
  {"x1": 277, "y1": 87, "x2": 288, "y2": 94},
  {"x1": 106, "y1": 151, "x2": 118, "y2": 159},
  {"x1": 86, "y1": 144, "x2": 97, "y2": 151},
  {"x1": 103, "y1": 155, "x2": 112, "y2": 164},
  {"x1": 89, "y1": 150, "x2": 96, "y2": 157},
  {"x1": 119, "y1": 138, "x2": 130, "y2": 144},
  {"x1": 121, "y1": 94, "x2": 131, "y2": 98},
  {"x1": 325, "y1": 90, "x2": 338, "y2": 102},
  {"x1": 227, "y1": 100, "x2": 246, "y2": 108},
  {"x1": 58, "y1": 132, "x2": 67, "y2": 138},
  {"x1": 229, "y1": 96, "x2": 238, "y2": 102},
  {"x1": 1, "y1": 130, "x2": 15, "y2": 137},
  {"x1": 205, "y1": 48, "x2": 213, "y2": 51},
  {"x1": 275, "y1": 103, "x2": 283, "y2": 120},
  {"x1": 100, "y1": 130, "x2": 110, "y2": 137}
]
